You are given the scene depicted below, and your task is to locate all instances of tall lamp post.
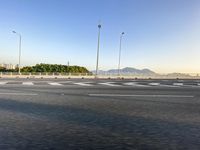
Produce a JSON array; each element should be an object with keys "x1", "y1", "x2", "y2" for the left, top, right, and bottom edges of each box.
[
  {"x1": 12, "y1": 31, "x2": 22, "y2": 75},
  {"x1": 118, "y1": 32, "x2": 125, "y2": 77},
  {"x1": 95, "y1": 24, "x2": 101, "y2": 78}
]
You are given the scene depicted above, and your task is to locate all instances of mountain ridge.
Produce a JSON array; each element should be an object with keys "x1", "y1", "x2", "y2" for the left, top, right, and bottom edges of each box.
[
  {"x1": 91, "y1": 67, "x2": 192, "y2": 77},
  {"x1": 91, "y1": 67, "x2": 157, "y2": 75}
]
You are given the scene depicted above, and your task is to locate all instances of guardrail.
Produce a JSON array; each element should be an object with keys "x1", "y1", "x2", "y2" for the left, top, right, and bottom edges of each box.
[
  {"x1": 0, "y1": 72, "x2": 200, "y2": 79},
  {"x1": 0, "y1": 72, "x2": 93, "y2": 79},
  {"x1": 0, "y1": 72, "x2": 93, "y2": 76}
]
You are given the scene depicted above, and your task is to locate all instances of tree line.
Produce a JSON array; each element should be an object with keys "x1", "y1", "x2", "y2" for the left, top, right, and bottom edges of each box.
[
  {"x1": 0, "y1": 67, "x2": 15, "y2": 72},
  {"x1": 0, "y1": 64, "x2": 90, "y2": 73}
]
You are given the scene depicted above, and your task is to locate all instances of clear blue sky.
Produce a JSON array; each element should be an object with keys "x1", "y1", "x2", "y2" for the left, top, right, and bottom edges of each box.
[{"x1": 0, "y1": 0, "x2": 200, "y2": 73}]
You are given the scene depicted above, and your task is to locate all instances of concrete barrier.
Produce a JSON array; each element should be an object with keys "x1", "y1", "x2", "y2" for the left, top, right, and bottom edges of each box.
[{"x1": 0, "y1": 74, "x2": 200, "y2": 79}]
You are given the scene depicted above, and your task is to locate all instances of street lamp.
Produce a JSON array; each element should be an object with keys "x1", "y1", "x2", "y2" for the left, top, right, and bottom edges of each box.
[
  {"x1": 95, "y1": 24, "x2": 101, "y2": 78},
  {"x1": 12, "y1": 31, "x2": 22, "y2": 75},
  {"x1": 118, "y1": 32, "x2": 125, "y2": 77}
]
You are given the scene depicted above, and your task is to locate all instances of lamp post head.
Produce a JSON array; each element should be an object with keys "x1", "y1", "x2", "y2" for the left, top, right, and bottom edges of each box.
[
  {"x1": 12, "y1": 30, "x2": 21, "y2": 37},
  {"x1": 121, "y1": 32, "x2": 125, "y2": 35},
  {"x1": 98, "y1": 24, "x2": 101, "y2": 28}
]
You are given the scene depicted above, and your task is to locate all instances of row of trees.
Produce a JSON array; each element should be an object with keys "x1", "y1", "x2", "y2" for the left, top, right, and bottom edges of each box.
[
  {"x1": 0, "y1": 67, "x2": 6, "y2": 72},
  {"x1": 0, "y1": 67, "x2": 16, "y2": 72},
  {"x1": 1, "y1": 64, "x2": 90, "y2": 73}
]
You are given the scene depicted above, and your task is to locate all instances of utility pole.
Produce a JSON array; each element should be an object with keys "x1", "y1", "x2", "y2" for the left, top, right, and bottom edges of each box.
[
  {"x1": 12, "y1": 31, "x2": 22, "y2": 75},
  {"x1": 67, "y1": 61, "x2": 70, "y2": 67},
  {"x1": 118, "y1": 32, "x2": 125, "y2": 77},
  {"x1": 95, "y1": 24, "x2": 101, "y2": 78}
]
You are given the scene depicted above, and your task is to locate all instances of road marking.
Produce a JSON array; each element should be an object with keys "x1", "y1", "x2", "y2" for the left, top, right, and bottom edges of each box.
[
  {"x1": 88, "y1": 94, "x2": 194, "y2": 98},
  {"x1": 22, "y1": 82, "x2": 34, "y2": 85},
  {"x1": 0, "y1": 82, "x2": 7, "y2": 85},
  {"x1": 0, "y1": 93, "x2": 38, "y2": 96},
  {"x1": 183, "y1": 83, "x2": 200, "y2": 88},
  {"x1": 177, "y1": 80, "x2": 184, "y2": 82},
  {"x1": 149, "y1": 83, "x2": 160, "y2": 86},
  {"x1": 159, "y1": 84, "x2": 179, "y2": 88},
  {"x1": 123, "y1": 82, "x2": 150, "y2": 87},
  {"x1": 99, "y1": 82, "x2": 121, "y2": 87},
  {"x1": 173, "y1": 83, "x2": 183, "y2": 86},
  {"x1": 74, "y1": 82, "x2": 93, "y2": 86},
  {"x1": 59, "y1": 81, "x2": 73, "y2": 84},
  {"x1": 48, "y1": 82, "x2": 63, "y2": 86}
]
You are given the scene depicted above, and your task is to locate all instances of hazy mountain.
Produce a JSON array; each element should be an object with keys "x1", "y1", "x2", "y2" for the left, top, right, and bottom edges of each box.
[
  {"x1": 91, "y1": 67, "x2": 157, "y2": 75},
  {"x1": 91, "y1": 67, "x2": 192, "y2": 77}
]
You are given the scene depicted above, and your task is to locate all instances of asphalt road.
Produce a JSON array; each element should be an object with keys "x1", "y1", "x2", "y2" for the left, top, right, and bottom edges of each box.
[{"x1": 0, "y1": 78, "x2": 200, "y2": 150}]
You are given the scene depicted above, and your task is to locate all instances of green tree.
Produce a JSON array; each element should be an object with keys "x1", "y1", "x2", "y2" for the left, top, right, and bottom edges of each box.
[{"x1": 20, "y1": 63, "x2": 90, "y2": 74}]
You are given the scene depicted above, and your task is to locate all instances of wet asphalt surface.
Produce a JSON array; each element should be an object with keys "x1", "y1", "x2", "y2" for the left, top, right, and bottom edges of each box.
[{"x1": 0, "y1": 79, "x2": 200, "y2": 150}]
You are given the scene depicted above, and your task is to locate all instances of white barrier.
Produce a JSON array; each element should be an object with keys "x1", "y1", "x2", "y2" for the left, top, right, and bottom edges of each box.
[{"x1": 0, "y1": 72, "x2": 199, "y2": 79}]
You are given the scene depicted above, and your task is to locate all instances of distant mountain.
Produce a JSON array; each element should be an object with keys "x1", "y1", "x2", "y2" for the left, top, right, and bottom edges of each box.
[
  {"x1": 91, "y1": 67, "x2": 157, "y2": 75},
  {"x1": 91, "y1": 67, "x2": 192, "y2": 77}
]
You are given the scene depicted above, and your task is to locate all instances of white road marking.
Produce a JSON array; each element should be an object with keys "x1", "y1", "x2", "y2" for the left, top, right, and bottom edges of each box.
[
  {"x1": 173, "y1": 83, "x2": 183, "y2": 86},
  {"x1": 48, "y1": 82, "x2": 63, "y2": 86},
  {"x1": 74, "y1": 82, "x2": 93, "y2": 86},
  {"x1": 183, "y1": 83, "x2": 200, "y2": 88},
  {"x1": 178, "y1": 80, "x2": 184, "y2": 82},
  {"x1": 0, "y1": 93, "x2": 38, "y2": 96},
  {"x1": 123, "y1": 82, "x2": 150, "y2": 87},
  {"x1": 99, "y1": 82, "x2": 121, "y2": 87},
  {"x1": 149, "y1": 83, "x2": 160, "y2": 86},
  {"x1": 88, "y1": 94, "x2": 194, "y2": 98},
  {"x1": 59, "y1": 81, "x2": 73, "y2": 84},
  {"x1": 159, "y1": 84, "x2": 179, "y2": 88},
  {"x1": 0, "y1": 82, "x2": 7, "y2": 85},
  {"x1": 22, "y1": 82, "x2": 34, "y2": 85}
]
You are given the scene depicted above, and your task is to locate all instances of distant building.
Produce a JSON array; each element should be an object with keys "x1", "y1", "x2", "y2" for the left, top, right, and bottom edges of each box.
[{"x1": 0, "y1": 64, "x2": 16, "y2": 70}]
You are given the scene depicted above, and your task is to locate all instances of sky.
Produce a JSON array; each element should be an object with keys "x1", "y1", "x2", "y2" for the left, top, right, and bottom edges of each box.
[{"x1": 0, "y1": 0, "x2": 200, "y2": 73}]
